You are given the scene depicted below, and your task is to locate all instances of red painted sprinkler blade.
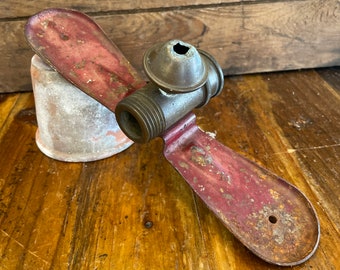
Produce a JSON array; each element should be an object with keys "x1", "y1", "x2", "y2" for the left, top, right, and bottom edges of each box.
[
  {"x1": 163, "y1": 113, "x2": 320, "y2": 266},
  {"x1": 25, "y1": 8, "x2": 145, "y2": 112}
]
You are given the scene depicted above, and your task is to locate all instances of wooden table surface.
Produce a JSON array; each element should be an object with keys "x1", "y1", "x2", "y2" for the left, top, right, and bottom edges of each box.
[{"x1": 0, "y1": 68, "x2": 339, "y2": 269}]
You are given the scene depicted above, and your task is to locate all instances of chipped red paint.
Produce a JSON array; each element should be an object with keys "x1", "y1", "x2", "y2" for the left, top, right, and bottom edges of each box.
[
  {"x1": 163, "y1": 113, "x2": 320, "y2": 266},
  {"x1": 25, "y1": 8, "x2": 146, "y2": 112}
]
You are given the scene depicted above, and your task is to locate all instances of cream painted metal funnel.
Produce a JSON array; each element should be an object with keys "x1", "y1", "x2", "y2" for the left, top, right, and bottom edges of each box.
[{"x1": 31, "y1": 54, "x2": 133, "y2": 162}]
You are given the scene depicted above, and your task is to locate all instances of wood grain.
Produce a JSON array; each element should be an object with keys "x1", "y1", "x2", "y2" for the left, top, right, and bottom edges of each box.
[
  {"x1": 0, "y1": 0, "x2": 244, "y2": 19},
  {"x1": 0, "y1": 69, "x2": 339, "y2": 269},
  {"x1": 1, "y1": 0, "x2": 340, "y2": 92}
]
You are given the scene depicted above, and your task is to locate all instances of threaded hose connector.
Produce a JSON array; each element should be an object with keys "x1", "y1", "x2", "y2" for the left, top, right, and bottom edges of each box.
[{"x1": 115, "y1": 85, "x2": 166, "y2": 143}]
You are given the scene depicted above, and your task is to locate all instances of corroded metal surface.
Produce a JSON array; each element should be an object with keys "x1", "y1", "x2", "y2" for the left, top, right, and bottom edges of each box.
[
  {"x1": 163, "y1": 113, "x2": 320, "y2": 266},
  {"x1": 31, "y1": 54, "x2": 133, "y2": 162},
  {"x1": 25, "y1": 8, "x2": 145, "y2": 112},
  {"x1": 143, "y1": 40, "x2": 208, "y2": 93}
]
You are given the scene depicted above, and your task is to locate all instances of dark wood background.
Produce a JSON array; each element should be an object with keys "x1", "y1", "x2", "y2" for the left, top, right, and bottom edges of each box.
[{"x1": 1, "y1": 0, "x2": 340, "y2": 92}]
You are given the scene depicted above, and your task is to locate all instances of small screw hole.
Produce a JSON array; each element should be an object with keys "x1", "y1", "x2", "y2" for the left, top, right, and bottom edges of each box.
[
  {"x1": 173, "y1": 43, "x2": 190, "y2": 55},
  {"x1": 269, "y1": 215, "x2": 278, "y2": 224},
  {"x1": 144, "y1": 221, "x2": 153, "y2": 229}
]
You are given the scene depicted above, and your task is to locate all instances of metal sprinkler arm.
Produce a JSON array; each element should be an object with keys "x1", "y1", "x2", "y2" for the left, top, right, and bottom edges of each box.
[
  {"x1": 24, "y1": 8, "x2": 146, "y2": 112},
  {"x1": 163, "y1": 113, "x2": 319, "y2": 266}
]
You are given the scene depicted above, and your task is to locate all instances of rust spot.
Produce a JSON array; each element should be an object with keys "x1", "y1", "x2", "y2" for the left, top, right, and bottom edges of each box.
[
  {"x1": 75, "y1": 60, "x2": 86, "y2": 69},
  {"x1": 218, "y1": 171, "x2": 232, "y2": 184},
  {"x1": 190, "y1": 145, "x2": 212, "y2": 166},
  {"x1": 59, "y1": 33, "x2": 69, "y2": 40}
]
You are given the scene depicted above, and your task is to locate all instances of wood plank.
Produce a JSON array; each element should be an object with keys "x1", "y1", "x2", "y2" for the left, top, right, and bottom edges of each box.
[
  {"x1": 2, "y1": 0, "x2": 340, "y2": 93},
  {"x1": 0, "y1": 0, "x2": 246, "y2": 19},
  {"x1": 1, "y1": 21, "x2": 33, "y2": 92},
  {"x1": 0, "y1": 69, "x2": 339, "y2": 269}
]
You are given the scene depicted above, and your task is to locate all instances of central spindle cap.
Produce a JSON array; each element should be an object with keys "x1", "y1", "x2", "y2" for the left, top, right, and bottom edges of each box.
[{"x1": 143, "y1": 40, "x2": 208, "y2": 93}]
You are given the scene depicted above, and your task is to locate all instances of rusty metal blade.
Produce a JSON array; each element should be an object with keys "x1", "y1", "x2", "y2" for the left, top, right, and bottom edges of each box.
[
  {"x1": 163, "y1": 113, "x2": 320, "y2": 266},
  {"x1": 25, "y1": 8, "x2": 145, "y2": 112}
]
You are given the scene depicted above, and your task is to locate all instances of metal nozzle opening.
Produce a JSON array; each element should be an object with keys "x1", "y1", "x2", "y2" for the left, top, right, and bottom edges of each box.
[
  {"x1": 118, "y1": 110, "x2": 143, "y2": 142},
  {"x1": 173, "y1": 43, "x2": 189, "y2": 55}
]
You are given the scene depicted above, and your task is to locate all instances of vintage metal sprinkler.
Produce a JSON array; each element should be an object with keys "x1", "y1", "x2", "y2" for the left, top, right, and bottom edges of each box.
[{"x1": 25, "y1": 8, "x2": 320, "y2": 266}]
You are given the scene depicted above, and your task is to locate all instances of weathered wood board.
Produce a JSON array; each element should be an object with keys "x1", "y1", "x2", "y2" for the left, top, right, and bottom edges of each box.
[
  {"x1": 0, "y1": 68, "x2": 339, "y2": 269},
  {"x1": 1, "y1": 0, "x2": 246, "y2": 17},
  {"x1": 1, "y1": 0, "x2": 340, "y2": 92}
]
